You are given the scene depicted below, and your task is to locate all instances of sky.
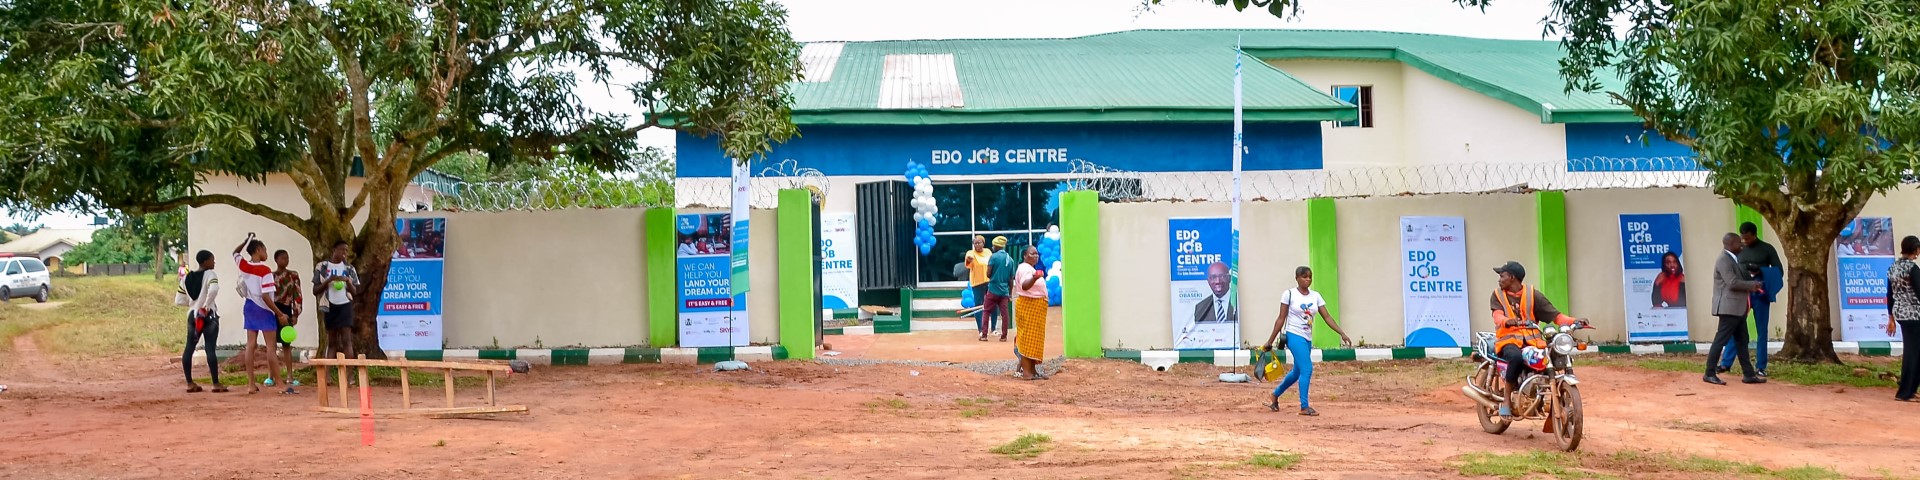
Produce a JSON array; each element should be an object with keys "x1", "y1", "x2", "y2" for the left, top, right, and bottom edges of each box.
[{"x1": 3, "y1": 0, "x2": 1558, "y2": 231}]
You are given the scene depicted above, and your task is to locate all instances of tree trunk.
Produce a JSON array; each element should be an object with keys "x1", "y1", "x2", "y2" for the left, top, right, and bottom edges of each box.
[
  {"x1": 349, "y1": 226, "x2": 397, "y2": 359},
  {"x1": 1771, "y1": 217, "x2": 1844, "y2": 363},
  {"x1": 152, "y1": 236, "x2": 164, "y2": 281}
]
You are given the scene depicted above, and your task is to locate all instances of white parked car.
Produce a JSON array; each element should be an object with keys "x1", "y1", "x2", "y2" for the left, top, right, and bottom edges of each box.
[{"x1": 0, "y1": 256, "x2": 51, "y2": 303}]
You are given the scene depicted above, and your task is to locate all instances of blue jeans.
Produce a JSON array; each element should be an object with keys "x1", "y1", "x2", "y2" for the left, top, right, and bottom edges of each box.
[
  {"x1": 1720, "y1": 294, "x2": 1770, "y2": 372},
  {"x1": 1270, "y1": 333, "x2": 1314, "y2": 409}
]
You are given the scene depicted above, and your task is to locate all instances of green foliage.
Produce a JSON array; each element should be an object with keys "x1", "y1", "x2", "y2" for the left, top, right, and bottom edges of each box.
[
  {"x1": 989, "y1": 433, "x2": 1053, "y2": 460},
  {"x1": 1246, "y1": 452, "x2": 1303, "y2": 470},
  {"x1": 3, "y1": 223, "x2": 42, "y2": 237},
  {"x1": 61, "y1": 209, "x2": 184, "y2": 267}
]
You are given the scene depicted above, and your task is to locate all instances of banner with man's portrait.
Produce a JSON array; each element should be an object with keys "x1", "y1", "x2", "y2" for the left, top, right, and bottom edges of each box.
[{"x1": 1169, "y1": 217, "x2": 1235, "y2": 350}]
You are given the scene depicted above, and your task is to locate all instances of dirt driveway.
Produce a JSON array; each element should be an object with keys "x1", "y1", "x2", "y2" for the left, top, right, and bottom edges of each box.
[{"x1": 5, "y1": 343, "x2": 1918, "y2": 480}]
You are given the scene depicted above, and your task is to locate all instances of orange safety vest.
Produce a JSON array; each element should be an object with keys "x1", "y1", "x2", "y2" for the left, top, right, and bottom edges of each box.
[{"x1": 1494, "y1": 286, "x2": 1547, "y2": 353}]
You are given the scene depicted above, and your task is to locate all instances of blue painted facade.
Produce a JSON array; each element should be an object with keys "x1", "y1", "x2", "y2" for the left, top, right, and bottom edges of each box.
[
  {"x1": 676, "y1": 122, "x2": 1324, "y2": 178},
  {"x1": 1565, "y1": 123, "x2": 1700, "y2": 171}
]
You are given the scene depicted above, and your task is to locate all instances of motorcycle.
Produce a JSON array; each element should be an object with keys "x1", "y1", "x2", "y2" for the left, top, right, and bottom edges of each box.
[{"x1": 1459, "y1": 322, "x2": 1593, "y2": 451}]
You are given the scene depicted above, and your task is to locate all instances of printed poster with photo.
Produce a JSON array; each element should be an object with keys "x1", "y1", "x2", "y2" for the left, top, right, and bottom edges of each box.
[
  {"x1": 1401, "y1": 216, "x2": 1469, "y2": 348},
  {"x1": 678, "y1": 213, "x2": 750, "y2": 347},
  {"x1": 1838, "y1": 217, "x2": 1895, "y2": 341},
  {"x1": 1619, "y1": 214, "x2": 1689, "y2": 343},
  {"x1": 378, "y1": 218, "x2": 446, "y2": 351},
  {"x1": 1168, "y1": 217, "x2": 1236, "y2": 350},
  {"x1": 819, "y1": 213, "x2": 859, "y2": 311}
]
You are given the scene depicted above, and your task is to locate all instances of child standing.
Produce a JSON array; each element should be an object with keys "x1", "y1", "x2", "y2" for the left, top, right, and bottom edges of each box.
[
  {"x1": 175, "y1": 250, "x2": 226, "y2": 393},
  {"x1": 312, "y1": 241, "x2": 360, "y2": 361},
  {"x1": 233, "y1": 234, "x2": 288, "y2": 395},
  {"x1": 271, "y1": 250, "x2": 302, "y2": 394}
]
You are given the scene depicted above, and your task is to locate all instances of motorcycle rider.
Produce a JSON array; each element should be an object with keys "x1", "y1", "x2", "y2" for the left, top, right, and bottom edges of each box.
[{"x1": 1489, "y1": 261, "x2": 1585, "y2": 417}]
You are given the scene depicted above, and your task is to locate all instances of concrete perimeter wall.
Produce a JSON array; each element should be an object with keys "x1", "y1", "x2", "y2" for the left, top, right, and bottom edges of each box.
[
  {"x1": 1096, "y1": 185, "x2": 1920, "y2": 349},
  {"x1": 189, "y1": 175, "x2": 781, "y2": 349}
]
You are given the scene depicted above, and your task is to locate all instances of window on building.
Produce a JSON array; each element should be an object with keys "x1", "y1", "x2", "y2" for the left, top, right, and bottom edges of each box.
[
  {"x1": 916, "y1": 181, "x2": 1064, "y2": 284},
  {"x1": 1331, "y1": 85, "x2": 1374, "y2": 128}
]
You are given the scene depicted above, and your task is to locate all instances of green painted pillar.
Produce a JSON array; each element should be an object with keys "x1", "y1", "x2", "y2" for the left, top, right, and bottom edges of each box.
[
  {"x1": 1061, "y1": 190, "x2": 1102, "y2": 358},
  {"x1": 1735, "y1": 204, "x2": 1765, "y2": 338},
  {"x1": 1535, "y1": 191, "x2": 1570, "y2": 309},
  {"x1": 644, "y1": 207, "x2": 677, "y2": 348},
  {"x1": 1305, "y1": 198, "x2": 1343, "y2": 349},
  {"x1": 778, "y1": 189, "x2": 817, "y2": 360}
]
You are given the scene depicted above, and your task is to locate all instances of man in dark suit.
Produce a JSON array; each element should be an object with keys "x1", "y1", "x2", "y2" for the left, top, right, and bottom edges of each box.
[
  {"x1": 1719, "y1": 221, "x2": 1784, "y2": 376},
  {"x1": 1706, "y1": 233, "x2": 1767, "y2": 385},
  {"x1": 1192, "y1": 262, "x2": 1237, "y2": 324}
]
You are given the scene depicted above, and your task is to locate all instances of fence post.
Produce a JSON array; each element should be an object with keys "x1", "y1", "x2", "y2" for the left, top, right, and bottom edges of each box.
[
  {"x1": 644, "y1": 207, "x2": 677, "y2": 348},
  {"x1": 1306, "y1": 198, "x2": 1344, "y2": 349},
  {"x1": 777, "y1": 189, "x2": 817, "y2": 360},
  {"x1": 1535, "y1": 191, "x2": 1571, "y2": 310},
  {"x1": 1061, "y1": 190, "x2": 1102, "y2": 359}
]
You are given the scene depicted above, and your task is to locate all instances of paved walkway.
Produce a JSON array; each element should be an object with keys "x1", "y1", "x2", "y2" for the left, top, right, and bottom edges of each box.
[{"x1": 823, "y1": 307, "x2": 1064, "y2": 363}]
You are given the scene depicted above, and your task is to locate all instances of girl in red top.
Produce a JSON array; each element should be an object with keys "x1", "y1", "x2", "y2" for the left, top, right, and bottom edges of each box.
[{"x1": 1652, "y1": 252, "x2": 1686, "y2": 308}]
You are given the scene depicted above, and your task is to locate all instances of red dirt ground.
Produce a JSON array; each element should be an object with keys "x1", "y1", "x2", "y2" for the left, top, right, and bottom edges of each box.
[{"x1": 3, "y1": 330, "x2": 1918, "y2": 479}]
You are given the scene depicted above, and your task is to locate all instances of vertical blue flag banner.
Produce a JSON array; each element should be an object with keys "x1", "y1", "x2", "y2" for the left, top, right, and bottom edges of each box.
[
  {"x1": 1228, "y1": 40, "x2": 1245, "y2": 351},
  {"x1": 1401, "y1": 216, "x2": 1469, "y2": 347},
  {"x1": 1838, "y1": 217, "x2": 1895, "y2": 341},
  {"x1": 378, "y1": 218, "x2": 446, "y2": 351},
  {"x1": 1170, "y1": 217, "x2": 1236, "y2": 350},
  {"x1": 1618, "y1": 214, "x2": 1688, "y2": 343},
  {"x1": 820, "y1": 213, "x2": 859, "y2": 310},
  {"x1": 729, "y1": 161, "x2": 751, "y2": 294},
  {"x1": 678, "y1": 213, "x2": 750, "y2": 347}
]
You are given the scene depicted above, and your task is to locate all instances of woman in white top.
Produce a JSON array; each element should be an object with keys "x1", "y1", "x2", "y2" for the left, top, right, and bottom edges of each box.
[{"x1": 1261, "y1": 266, "x2": 1353, "y2": 416}]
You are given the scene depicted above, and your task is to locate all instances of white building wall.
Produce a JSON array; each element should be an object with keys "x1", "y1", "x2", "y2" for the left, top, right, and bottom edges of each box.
[
  {"x1": 1265, "y1": 59, "x2": 1407, "y2": 169},
  {"x1": 1399, "y1": 66, "x2": 1567, "y2": 165}
]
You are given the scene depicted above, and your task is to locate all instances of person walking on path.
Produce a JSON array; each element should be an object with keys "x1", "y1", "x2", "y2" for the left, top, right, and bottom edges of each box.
[
  {"x1": 314, "y1": 241, "x2": 361, "y2": 361},
  {"x1": 1705, "y1": 233, "x2": 1766, "y2": 386},
  {"x1": 1719, "y1": 222, "x2": 1783, "y2": 376},
  {"x1": 983, "y1": 236, "x2": 1016, "y2": 342},
  {"x1": 1261, "y1": 266, "x2": 1352, "y2": 416},
  {"x1": 233, "y1": 234, "x2": 289, "y2": 395},
  {"x1": 1886, "y1": 236, "x2": 1920, "y2": 402},
  {"x1": 175, "y1": 250, "x2": 226, "y2": 393},
  {"x1": 964, "y1": 235, "x2": 994, "y2": 341},
  {"x1": 1012, "y1": 246, "x2": 1051, "y2": 380}
]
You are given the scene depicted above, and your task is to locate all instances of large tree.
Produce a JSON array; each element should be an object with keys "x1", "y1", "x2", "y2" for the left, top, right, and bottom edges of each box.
[
  {"x1": 1168, "y1": 0, "x2": 1920, "y2": 363},
  {"x1": 0, "y1": 0, "x2": 799, "y2": 357}
]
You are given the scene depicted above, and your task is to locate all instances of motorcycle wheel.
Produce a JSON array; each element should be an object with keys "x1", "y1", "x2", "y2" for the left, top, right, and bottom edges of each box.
[
  {"x1": 1473, "y1": 363, "x2": 1510, "y2": 434},
  {"x1": 1553, "y1": 382, "x2": 1584, "y2": 451}
]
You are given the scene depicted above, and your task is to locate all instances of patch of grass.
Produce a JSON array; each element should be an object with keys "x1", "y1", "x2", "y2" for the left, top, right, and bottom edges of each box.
[
  {"x1": 1633, "y1": 358, "x2": 1701, "y2": 373},
  {"x1": 1769, "y1": 362, "x2": 1898, "y2": 388},
  {"x1": 1455, "y1": 451, "x2": 1606, "y2": 480},
  {"x1": 1246, "y1": 452, "x2": 1303, "y2": 470},
  {"x1": 955, "y1": 397, "x2": 995, "y2": 407},
  {"x1": 1605, "y1": 450, "x2": 1768, "y2": 475},
  {"x1": 0, "y1": 276, "x2": 181, "y2": 368},
  {"x1": 959, "y1": 408, "x2": 989, "y2": 418},
  {"x1": 861, "y1": 397, "x2": 909, "y2": 412},
  {"x1": 989, "y1": 433, "x2": 1052, "y2": 460},
  {"x1": 1771, "y1": 466, "x2": 1845, "y2": 480}
]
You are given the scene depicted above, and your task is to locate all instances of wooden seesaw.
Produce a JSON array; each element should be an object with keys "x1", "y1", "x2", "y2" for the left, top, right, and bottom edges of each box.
[{"x1": 311, "y1": 354, "x2": 529, "y2": 419}]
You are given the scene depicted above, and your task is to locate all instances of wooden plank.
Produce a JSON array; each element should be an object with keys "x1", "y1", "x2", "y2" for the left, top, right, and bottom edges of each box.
[
  {"x1": 336, "y1": 355, "x2": 350, "y2": 408},
  {"x1": 315, "y1": 405, "x2": 528, "y2": 418},
  {"x1": 486, "y1": 371, "x2": 495, "y2": 406},
  {"x1": 356, "y1": 360, "x2": 371, "y2": 411},
  {"x1": 308, "y1": 358, "x2": 511, "y2": 372},
  {"x1": 400, "y1": 367, "x2": 411, "y2": 410},
  {"x1": 443, "y1": 369, "x2": 454, "y2": 408},
  {"x1": 316, "y1": 364, "x2": 329, "y2": 408}
]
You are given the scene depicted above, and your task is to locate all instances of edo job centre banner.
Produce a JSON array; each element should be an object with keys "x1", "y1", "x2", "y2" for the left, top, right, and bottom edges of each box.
[
  {"x1": 1169, "y1": 217, "x2": 1236, "y2": 350},
  {"x1": 1401, "y1": 216, "x2": 1469, "y2": 348},
  {"x1": 1619, "y1": 214, "x2": 1689, "y2": 343},
  {"x1": 820, "y1": 213, "x2": 858, "y2": 311},
  {"x1": 678, "y1": 213, "x2": 749, "y2": 347},
  {"x1": 378, "y1": 218, "x2": 446, "y2": 351},
  {"x1": 1838, "y1": 217, "x2": 1896, "y2": 341}
]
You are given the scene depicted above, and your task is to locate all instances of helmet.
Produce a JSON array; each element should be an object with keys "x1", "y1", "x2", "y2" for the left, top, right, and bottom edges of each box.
[{"x1": 1522, "y1": 346, "x2": 1549, "y2": 371}]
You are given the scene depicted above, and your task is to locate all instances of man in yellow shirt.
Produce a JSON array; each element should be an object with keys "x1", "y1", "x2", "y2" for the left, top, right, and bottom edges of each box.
[{"x1": 964, "y1": 235, "x2": 993, "y2": 341}]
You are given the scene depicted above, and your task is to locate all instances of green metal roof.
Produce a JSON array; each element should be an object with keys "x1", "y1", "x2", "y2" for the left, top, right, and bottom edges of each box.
[
  {"x1": 777, "y1": 29, "x2": 1632, "y2": 125},
  {"x1": 784, "y1": 36, "x2": 1357, "y2": 125}
]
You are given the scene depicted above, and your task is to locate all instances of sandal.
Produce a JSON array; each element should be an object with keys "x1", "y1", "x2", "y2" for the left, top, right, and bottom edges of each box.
[
  {"x1": 211, "y1": 386, "x2": 229, "y2": 393},
  {"x1": 1266, "y1": 398, "x2": 1280, "y2": 412},
  {"x1": 282, "y1": 388, "x2": 298, "y2": 395},
  {"x1": 186, "y1": 384, "x2": 204, "y2": 394},
  {"x1": 1898, "y1": 397, "x2": 1918, "y2": 402},
  {"x1": 1299, "y1": 407, "x2": 1320, "y2": 416},
  {"x1": 978, "y1": 335, "x2": 988, "y2": 342}
]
